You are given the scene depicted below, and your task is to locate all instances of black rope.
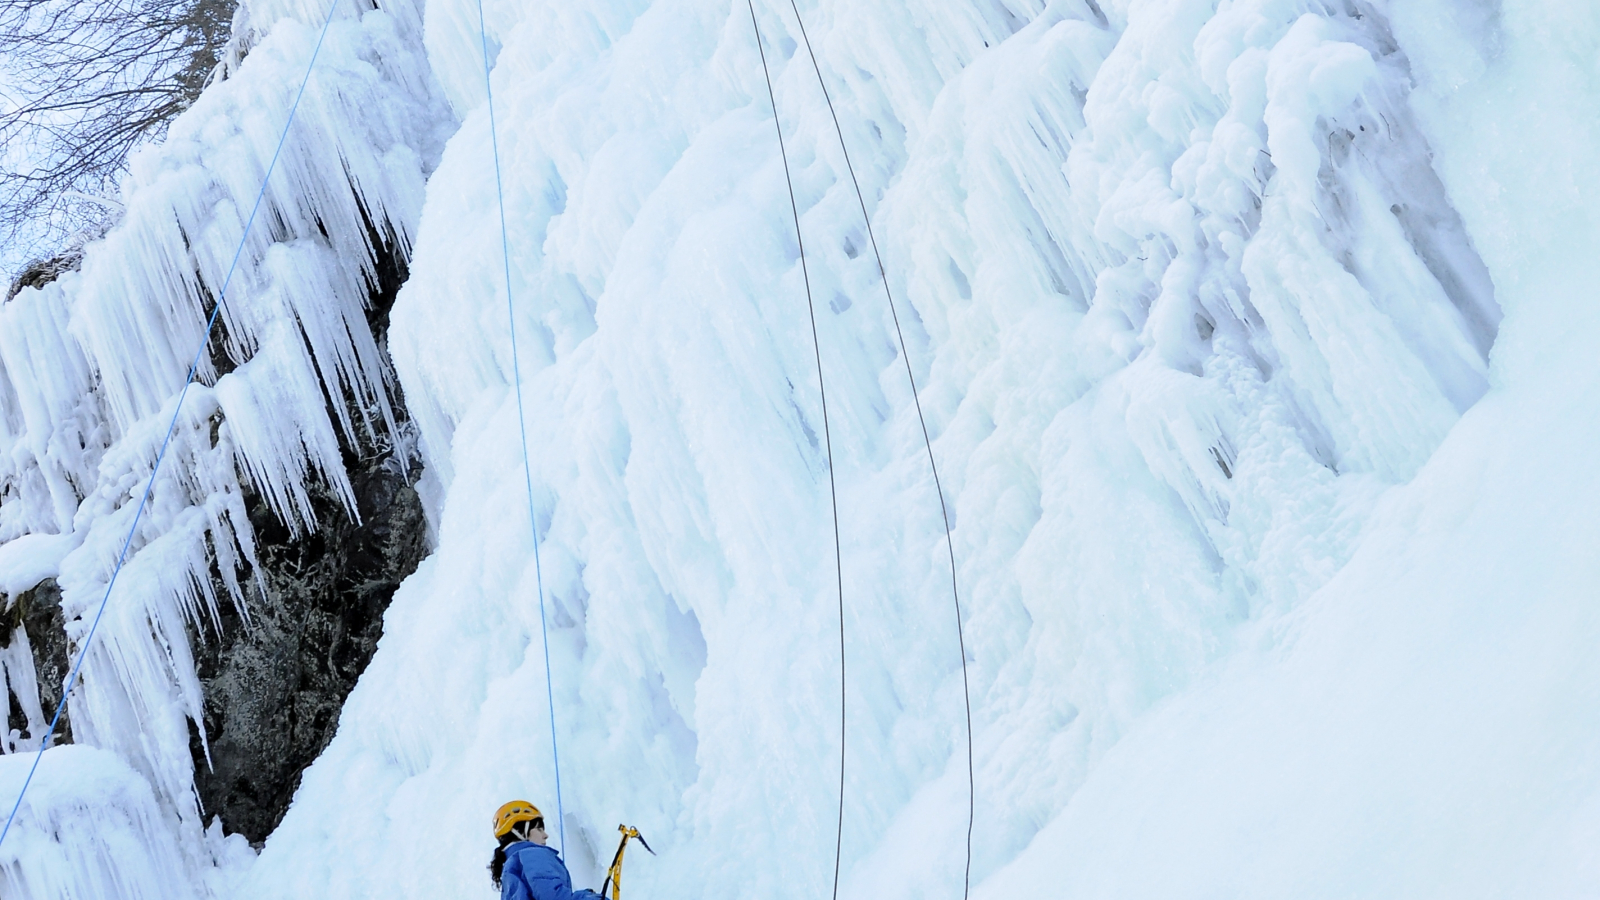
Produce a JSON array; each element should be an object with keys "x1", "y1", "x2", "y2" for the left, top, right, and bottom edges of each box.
[
  {"x1": 781, "y1": 2, "x2": 976, "y2": 897},
  {"x1": 745, "y1": 5, "x2": 848, "y2": 900}
]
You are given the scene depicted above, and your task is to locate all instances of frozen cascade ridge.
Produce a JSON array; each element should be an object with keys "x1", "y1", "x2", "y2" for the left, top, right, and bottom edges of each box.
[{"x1": 2, "y1": 0, "x2": 1598, "y2": 896}]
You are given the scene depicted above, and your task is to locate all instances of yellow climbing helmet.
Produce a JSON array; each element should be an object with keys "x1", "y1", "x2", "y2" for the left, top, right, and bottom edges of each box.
[{"x1": 493, "y1": 800, "x2": 543, "y2": 838}]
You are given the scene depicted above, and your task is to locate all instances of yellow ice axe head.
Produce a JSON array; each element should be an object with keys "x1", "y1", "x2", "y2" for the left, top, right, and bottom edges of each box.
[{"x1": 602, "y1": 824, "x2": 655, "y2": 900}]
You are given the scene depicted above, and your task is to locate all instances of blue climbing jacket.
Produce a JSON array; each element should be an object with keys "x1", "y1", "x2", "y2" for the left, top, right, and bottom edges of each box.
[{"x1": 501, "y1": 841, "x2": 604, "y2": 900}]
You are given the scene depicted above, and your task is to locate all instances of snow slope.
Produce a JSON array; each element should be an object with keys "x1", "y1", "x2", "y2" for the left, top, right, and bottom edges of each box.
[{"x1": 4, "y1": 0, "x2": 1596, "y2": 897}]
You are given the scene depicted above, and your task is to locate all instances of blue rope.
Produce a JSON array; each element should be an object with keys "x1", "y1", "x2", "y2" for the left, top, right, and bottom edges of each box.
[
  {"x1": 0, "y1": 0, "x2": 342, "y2": 851},
  {"x1": 475, "y1": 0, "x2": 566, "y2": 853}
]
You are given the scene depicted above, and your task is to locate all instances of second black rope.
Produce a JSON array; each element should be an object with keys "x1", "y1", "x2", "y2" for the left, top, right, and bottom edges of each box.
[{"x1": 745, "y1": 4, "x2": 849, "y2": 899}]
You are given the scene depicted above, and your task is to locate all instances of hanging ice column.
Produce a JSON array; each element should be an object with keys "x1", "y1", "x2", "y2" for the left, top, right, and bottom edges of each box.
[{"x1": 0, "y1": 0, "x2": 452, "y2": 895}]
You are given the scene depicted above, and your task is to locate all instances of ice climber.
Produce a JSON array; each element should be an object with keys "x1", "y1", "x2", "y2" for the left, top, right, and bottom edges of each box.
[{"x1": 491, "y1": 801, "x2": 605, "y2": 900}]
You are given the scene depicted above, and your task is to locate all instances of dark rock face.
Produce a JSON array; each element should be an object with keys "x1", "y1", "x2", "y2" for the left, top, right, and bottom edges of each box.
[
  {"x1": 3, "y1": 578, "x2": 72, "y2": 745},
  {"x1": 189, "y1": 445, "x2": 427, "y2": 843},
  {"x1": 5, "y1": 249, "x2": 85, "y2": 302},
  {"x1": 187, "y1": 226, "x2": 427, "y2": 843}
]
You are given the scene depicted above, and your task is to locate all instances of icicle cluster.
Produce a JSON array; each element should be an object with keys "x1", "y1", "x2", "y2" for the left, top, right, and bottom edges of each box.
[
  {"x1": 0, "y1": 0, "x2": 450, "y2": 892},
  {"x1": 0, "y1": 746, "x2": 213, "y2": 900}
]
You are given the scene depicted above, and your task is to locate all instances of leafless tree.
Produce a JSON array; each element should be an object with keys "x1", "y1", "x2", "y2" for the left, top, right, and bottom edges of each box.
[{"x1": 0, "y1": 0, "x2": 237, "y2": 279}]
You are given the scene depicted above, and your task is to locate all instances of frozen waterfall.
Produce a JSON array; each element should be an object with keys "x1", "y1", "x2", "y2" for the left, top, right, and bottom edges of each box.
[{"x1": 4, "y1": 0, "x2": 1600, "y2": 898}]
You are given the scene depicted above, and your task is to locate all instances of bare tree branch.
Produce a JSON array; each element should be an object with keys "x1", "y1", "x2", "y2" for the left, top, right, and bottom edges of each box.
[{"x1": 0, "y1": 0, "x2": 239, "y2": 280}]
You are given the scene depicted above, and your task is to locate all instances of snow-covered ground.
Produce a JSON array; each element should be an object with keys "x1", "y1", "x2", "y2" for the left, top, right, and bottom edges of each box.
[{"x1": 4, "y1": 0, "x2": 1599, "y2": 897}]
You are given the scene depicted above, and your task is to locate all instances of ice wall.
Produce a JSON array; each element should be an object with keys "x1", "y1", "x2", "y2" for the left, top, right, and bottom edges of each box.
[
  {"x1": 227, "y1": 0, "x2": 1519, "y2": 898},
  {"x1": 7, "y1": 0, "x2": 1592, "y2": 897}
]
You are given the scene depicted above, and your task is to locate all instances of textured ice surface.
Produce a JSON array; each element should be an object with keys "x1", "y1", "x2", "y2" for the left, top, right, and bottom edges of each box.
[
  {"x1": 0, "y1": 745, "x2": 251, "y2": 899},
  {"x1": 977, "y1": 3, "x2": 1600, "y2": 896},
  {"x1": 4, "y1": 0, "x2": 1598, "y2": 897}
]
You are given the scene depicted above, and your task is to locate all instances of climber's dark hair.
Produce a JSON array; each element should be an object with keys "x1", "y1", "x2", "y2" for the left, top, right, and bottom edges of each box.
[
  {"x1": 489, "y1": 822, "x2": 533, "y2": 889},
  {"x1": 489, "y1": 841, "x2": 509, "y2": 890}
]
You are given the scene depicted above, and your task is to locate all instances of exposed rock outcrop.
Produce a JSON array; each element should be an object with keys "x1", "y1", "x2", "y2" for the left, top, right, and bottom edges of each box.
[
  {"x1": 5, "y1": 250, "x2": 85, "y2": 302},
  {"x1": 188, "y1": 441, "x2": 426, "y2": 843},
  {"x1": 3, "y1": 579, "x2": 72, "y2": 747},
  {"x1": 185, "y1": 226, "x2": 426, "y2": 843}
]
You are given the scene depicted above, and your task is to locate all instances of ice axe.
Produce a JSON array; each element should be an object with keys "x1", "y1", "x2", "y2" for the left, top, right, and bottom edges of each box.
[{"x1": 600, "y1": 824, "x2": 654, "y2": 900}]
